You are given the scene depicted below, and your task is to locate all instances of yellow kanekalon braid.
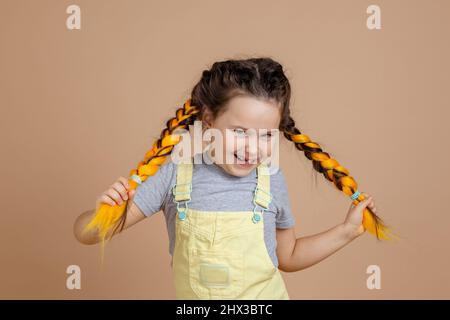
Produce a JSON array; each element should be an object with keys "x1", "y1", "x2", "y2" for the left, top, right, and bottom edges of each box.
[
  {"x1": 82, "y1": 98, "x2": 200, "y2": 256},
  {"x1": 283, "y1": 130, "x2": 395, "y2": 241}
]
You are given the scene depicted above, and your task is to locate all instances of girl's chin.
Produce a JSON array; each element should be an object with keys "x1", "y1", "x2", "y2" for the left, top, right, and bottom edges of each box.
[{"x1": 226, "y1": 162, "x2": 258, "y2": 176}]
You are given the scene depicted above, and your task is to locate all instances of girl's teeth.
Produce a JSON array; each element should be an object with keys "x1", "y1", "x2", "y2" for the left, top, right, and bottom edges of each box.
[{"x1": 235, "y1": 154, "x2": 247, "y2": 162}]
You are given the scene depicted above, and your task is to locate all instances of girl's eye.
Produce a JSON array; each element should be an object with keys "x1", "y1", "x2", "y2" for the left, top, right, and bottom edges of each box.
[{"x1": 233, "y1": 128, "x2": 246, "y2": 136}]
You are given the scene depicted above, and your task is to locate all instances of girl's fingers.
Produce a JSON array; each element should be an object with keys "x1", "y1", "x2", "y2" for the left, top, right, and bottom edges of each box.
[
  {"x1": 97, "y1": 177, "x2": 133, "y2": 208},
  {"x1": 362, "y1": 193, "x2": 374, "y2": 204},
  {"x1": 111, "y1": 181, "x2": 128, "y2": 201},
  {"x1": 99, "y1": 194, "x2": 116, "y2": 206},
  {"x1": 118, "y1": 176, "x2": 130, "y2": 190},
  {"x1": 357, "y1": 196, "x2": 372, "y2": 210},
  {"x1": 106, "y1": 188, "x2": 124, "y2": 205},
  {"x1": 361, "y1": 192, "x2": 377, "y2": 212}
]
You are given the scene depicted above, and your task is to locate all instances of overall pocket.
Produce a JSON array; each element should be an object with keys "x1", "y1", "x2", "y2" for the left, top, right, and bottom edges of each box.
[{"x1": 188, "y1": 247, "x2": 244, "y2": 299}]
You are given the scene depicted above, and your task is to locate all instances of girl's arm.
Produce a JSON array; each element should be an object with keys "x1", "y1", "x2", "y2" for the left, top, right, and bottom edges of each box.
[
  {"x1": 74, "y1": 176, "x2": 146, "y2": 245},
  {"x1": 276, "y1": 194, "x2": 376, "y2": 272},
  {"x1": 73, "y1": 201, "x2": 146, "y2": 245}
]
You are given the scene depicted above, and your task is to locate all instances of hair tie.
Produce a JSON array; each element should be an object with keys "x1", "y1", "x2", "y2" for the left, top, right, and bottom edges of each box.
[
  {"x1": 130, "y1": 174, "x2": 142, "y2": 185},
  {"x1": 350, "y1": 190, "x2": 360, "y2": 200}
]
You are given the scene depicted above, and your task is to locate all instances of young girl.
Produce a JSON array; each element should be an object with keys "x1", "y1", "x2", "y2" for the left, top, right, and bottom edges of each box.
[{"x1": 74, "y1": 57, "x2": 391, "y2": 300}]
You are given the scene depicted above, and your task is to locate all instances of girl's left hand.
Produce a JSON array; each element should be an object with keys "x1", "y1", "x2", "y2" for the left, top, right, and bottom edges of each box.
[{"x1": 342, "y1": 192, "x2": 377, "y2": 239}]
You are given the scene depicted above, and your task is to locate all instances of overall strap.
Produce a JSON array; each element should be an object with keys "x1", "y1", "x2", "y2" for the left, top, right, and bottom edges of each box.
[
  {"x1": 254, "y1": 164, "x2": 272, "y2": 209},
  {"x1": 173, "y1": 157, "x2": 193, "y2": 202}
]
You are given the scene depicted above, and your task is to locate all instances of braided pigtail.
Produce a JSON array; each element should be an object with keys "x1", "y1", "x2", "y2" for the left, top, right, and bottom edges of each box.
[
  {"x1": 282, "y1": 116, "x2": 393, "y2": 240},
  {"x1": 83, "y1": 98, "x2": 200, "y2": 250}
]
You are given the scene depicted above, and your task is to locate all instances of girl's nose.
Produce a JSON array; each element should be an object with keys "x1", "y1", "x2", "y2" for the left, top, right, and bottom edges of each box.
[{"x1": 245, "y1": 143, "x2": 259, "y2": 160}]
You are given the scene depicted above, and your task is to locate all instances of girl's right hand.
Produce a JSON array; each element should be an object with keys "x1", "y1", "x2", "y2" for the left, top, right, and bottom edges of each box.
[{"x1": 95, "y1": 176, "x2": 136, "y2": 210}]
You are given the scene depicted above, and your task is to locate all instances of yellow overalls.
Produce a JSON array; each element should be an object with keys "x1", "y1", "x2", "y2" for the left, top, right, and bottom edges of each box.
[{"x1": 171, "y1": 157, "x2": 290, "y2": 300}]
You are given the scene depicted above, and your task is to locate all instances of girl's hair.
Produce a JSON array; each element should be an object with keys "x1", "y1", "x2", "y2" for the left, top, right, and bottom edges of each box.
[{"x1": 84, "y1": 57, "x2": 392, "y2": 251}]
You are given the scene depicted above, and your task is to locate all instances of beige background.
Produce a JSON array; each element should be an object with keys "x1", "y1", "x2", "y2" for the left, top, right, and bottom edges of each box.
[{"x1": 1, "y1": 0, "x2": 449, "y2": 299}]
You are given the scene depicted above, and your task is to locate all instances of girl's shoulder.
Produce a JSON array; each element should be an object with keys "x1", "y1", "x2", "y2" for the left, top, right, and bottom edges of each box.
[
  {"x1": 268, "y1": 165, "x2": 287, "y2": 185},
  {"x1": 158, "y1": 156, "x2": 178, "y2": 176},
  {"x1": 139, "y1": 156, "x2": 178, "y2": 188},
  {"x1": 268, "y1": 166, "x2": 290, "y2": 205},
  {"x1": 268, "y1": 167, "x2": 295, "y2": 227}
]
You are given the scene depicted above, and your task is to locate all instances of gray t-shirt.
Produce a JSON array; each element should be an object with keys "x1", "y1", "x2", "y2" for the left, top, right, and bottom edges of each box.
[{"x1": 133, "y1": 151, "x2": 296, "y2": 268}]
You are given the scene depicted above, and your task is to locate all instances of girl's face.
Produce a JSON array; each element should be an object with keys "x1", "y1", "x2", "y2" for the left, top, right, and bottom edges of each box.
[{"x1": 203, "y1": 95, "x2": 281, "y2": 177}]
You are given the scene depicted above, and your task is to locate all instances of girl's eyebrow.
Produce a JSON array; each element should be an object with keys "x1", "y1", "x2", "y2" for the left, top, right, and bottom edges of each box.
[
  {"x1": 230, "y1": 125, "x2": 276, "y2": 131},
  {"x1": 229, "y1": 125, "x2": 249, "y2": 130}
]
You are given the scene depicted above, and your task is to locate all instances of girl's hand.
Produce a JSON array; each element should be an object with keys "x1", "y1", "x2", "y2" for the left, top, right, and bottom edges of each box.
[
  {"x1": 342, "y1": 192, "x2": 377, "y2": 239},
  {"x1": 95, "y1": 176, "x2": 136, "y2": 210}
]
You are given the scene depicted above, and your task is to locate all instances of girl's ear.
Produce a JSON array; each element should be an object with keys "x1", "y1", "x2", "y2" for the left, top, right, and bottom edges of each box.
[{"x1": 202, "y1": 107, "x2": 214, "y2": 128}]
